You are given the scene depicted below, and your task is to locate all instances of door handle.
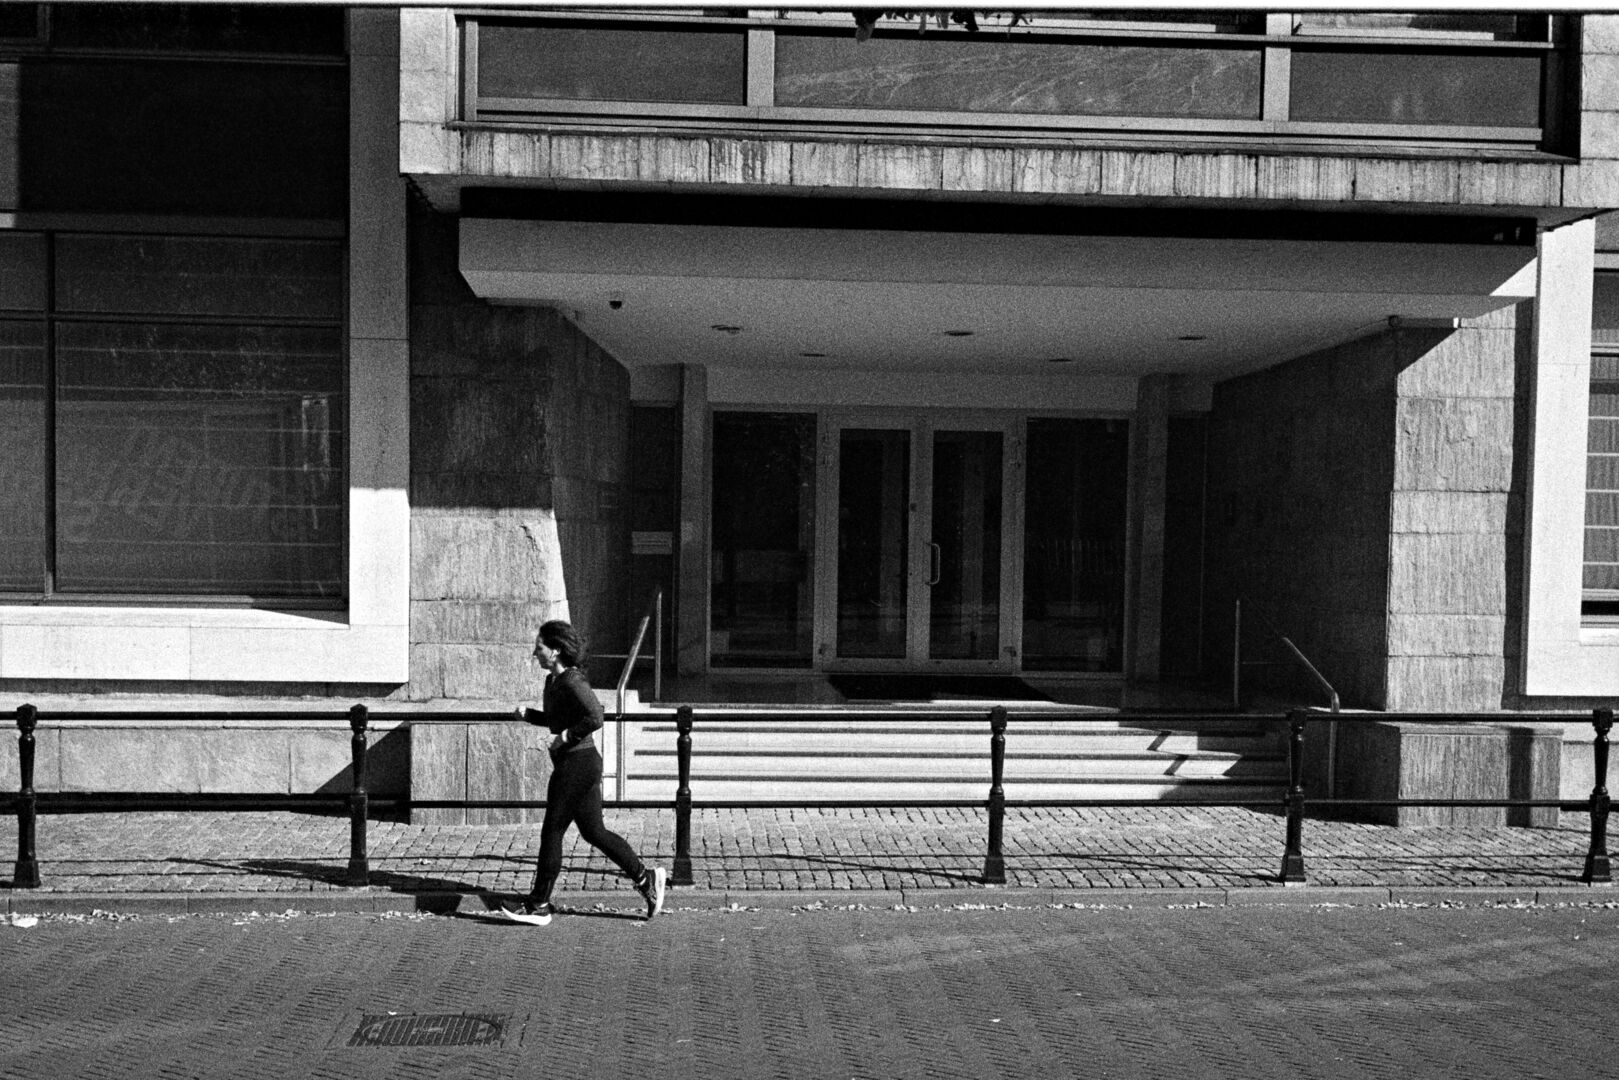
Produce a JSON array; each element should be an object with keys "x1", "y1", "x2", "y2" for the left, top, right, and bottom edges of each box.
[{"x1": 927, "y1": 542, "x2": 941, "y2": 587}]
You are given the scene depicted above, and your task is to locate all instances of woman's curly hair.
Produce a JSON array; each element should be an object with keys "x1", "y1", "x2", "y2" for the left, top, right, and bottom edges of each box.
[{"x1": 537, "y1": 620, "x2": 587, "y2": 669}]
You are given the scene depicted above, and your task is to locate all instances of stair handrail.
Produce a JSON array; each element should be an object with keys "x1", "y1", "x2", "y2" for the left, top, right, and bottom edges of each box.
[
  {"x1": 1233, "y1": 598, "x2": 1341, "y2": 714},
  {"x1": 1235, "y1": 596, "x2": 1342, "y2": 798},
  {"x1": 615, "y1": 589, "x2": 663, "y2": 717}
]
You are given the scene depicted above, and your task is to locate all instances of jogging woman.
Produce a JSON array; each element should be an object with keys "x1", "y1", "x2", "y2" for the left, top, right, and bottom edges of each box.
[{"x1": 501, "y1": 619, "x2": 665, "y2": 925}]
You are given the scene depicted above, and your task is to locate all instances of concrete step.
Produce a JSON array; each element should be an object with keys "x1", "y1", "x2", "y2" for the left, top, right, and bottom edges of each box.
[
  {"x1": 613, "y1": 714, "x2": 1286, "y2": 803},
  {"x1": 628, "y1": 754, "x2": 1285, "y2": 782},
  {"x1": 620, "y1": 778, "x2": 1286, "y2": 802},
  {"x1": 629, "y1": 728, "x2": 1276, "y2": 756}
]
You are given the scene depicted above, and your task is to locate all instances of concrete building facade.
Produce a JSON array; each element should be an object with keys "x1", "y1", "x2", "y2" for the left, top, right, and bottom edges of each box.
[{"x1": 0, "y1": 6, "x2": 1615, "y2": 815}]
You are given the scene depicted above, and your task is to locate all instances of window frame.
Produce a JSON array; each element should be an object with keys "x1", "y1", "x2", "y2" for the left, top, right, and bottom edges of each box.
[
  {"x1": 0, "y1": 223, "x2": 349, "y2": 608},
  {"x1": 459, "y1": 9, "x2": 1565, "y2": 153}
]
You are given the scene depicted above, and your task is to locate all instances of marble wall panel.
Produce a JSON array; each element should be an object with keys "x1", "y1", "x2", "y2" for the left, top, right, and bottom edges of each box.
[
  {"x1": 709, "y1": 138, "x2": 792, "y2": 187},
  {"x1": 1353, "y1": 158, "x2": 1462, "y2": 205},
  {"x1": 466, "y1": 721, "x2": 550, "y2": 825},
  {"x1": 409, "y1": 721, "x2": 467, "y2": 825},
  {"x1": 942, "y1": 145, "x2": 1012, "y2": 193},
  {"x1": 1011, "y1": 148, "x2": 1100, "y2": 196},
  {"x1": 57, "y1": 728, "x2": 290, "y2": 794}
]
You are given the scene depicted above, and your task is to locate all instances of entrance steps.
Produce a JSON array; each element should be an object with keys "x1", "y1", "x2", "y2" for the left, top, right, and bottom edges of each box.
[{"x1": 614, "y1": 713, "x2": 1287, "y2": 803}]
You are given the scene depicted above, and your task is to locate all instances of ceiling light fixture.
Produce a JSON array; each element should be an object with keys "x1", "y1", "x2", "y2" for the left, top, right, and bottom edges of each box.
[
  {"x1": 1044, "y1": 357, "x2": 1075, "y2": 364},
  {"x1": 1177, "y1": 335, "x2": 1207, "y2": 342},
  {"x1": 943, "y1": 330, "x2": 975, "y2": 337},
  {"x1": 799, "y1": 352, "x2": 828, "y2": 358},
  {"x1": 711, "y1": 324, "x2": 743, "y2": 335}
]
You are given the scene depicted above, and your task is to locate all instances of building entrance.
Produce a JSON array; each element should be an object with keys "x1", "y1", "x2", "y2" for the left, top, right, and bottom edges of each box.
[
  {"x1": 707, "y1": 409, "x2": 1129, "y2": 676},
  {"x1": 818, "y1": 414, "x2": 1018, "y2": 672}
]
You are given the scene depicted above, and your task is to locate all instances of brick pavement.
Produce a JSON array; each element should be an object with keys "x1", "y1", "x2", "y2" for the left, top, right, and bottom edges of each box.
[
  {"x1": 4, "y1": 805, "x2": 1617, "y2": 913},
  {"x1": 4, "y1": 902, "x2": 1619, "y2": 1079}
]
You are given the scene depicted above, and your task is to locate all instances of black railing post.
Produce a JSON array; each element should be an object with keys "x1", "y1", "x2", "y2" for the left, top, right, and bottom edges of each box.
[
  {"x1": 983, "y1": 706, "x2": 1008, "y2": 885},
  {"x1": 672, "y1": 706, "x2": 694, "y2": 886},
  {"x1": 347, "y1": 704, "x2": 370, "y2": 887},
  {"x1": 1583, "y1": 708, "x2": 1614, "y2": 885},
  {"x1": 1278, "y1": 709, "x2": 1308, "y2": 884},
  {"x1": 12, "y1": 705, "x2": 39, "y2": 888}
]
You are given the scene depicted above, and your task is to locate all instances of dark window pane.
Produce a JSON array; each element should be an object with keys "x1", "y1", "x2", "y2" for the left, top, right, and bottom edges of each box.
[
  {"x1": 710, "y1": 412, "x2": 816, "y2": 667},
  {"x1": 0, "y1": 4, "x2": 39, "y2": 39},
  {"x1": 1022, "y1": 418, "x2": 1128, "y2": 672},
  {"x1": 54, "y1": 322, "x2": 344, "y2": 597},
  {"x1": 1594, "y1": 274, "x2": 1619, "y2": 342},
  {"x1": 837, "y1": 427, "x2": 910, "y2": 659},
  {"x1": 0, "y1": 231, "x2": 45, "y2": 310},
  {"x1": 929, "y1": 430, "x2": 1002, "y2": 661},
  {"x1": 48, "y1": 4, "x2": 345, "y2": 55},
  {"x1": 1290, "y1": 49, "x2": 1542, "y2": 127},
  {"x1": 479, "y1": 23, "x2": 745, "y2": 105},
  {"x1": 777, "y1": 34, "x2": 1261, "y2": 119},
  {"x1": 0, "y1": 319, "x2": 45, "y2": 590},
  {"x1": 56, "y1": 235, "x2": 342, "y2": 320},
  {"x1": 1589, "y1": 354, "x2": 1619, "y2": 599},
  {"x1": 19, "y1": 59, "x2": 347, "y2": 217}
]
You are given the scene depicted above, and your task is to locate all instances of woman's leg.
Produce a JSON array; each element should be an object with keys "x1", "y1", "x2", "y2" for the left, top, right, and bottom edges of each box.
[
  {"x1": 530, "y1": 758, "x2": 587, "y2": 904},
  {"x1": 571, "y1": 759, "x2": 645, "y2": 882}
]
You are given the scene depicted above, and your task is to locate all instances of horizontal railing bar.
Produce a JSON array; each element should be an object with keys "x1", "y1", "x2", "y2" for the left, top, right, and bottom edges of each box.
[{"x1": 16, "y1": 710, "x2": 1596, "y2": 726}]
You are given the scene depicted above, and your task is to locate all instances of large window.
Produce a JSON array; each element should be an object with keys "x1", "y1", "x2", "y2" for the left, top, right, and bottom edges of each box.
[
  {"x1": 1588, "y1": 274, "x2": 1619, "y2": 620},
  {"x1": 1021, "y1": 418, "x2": 1129, "y2": 672},
  {"x1": 710, "y1": 411, "x2": 816, "y2": 667},
  {"x1": 0, "y1": 233, "x2": 346, "y2": 600},
  {"x1": 0, "y1": 6, "x2": 349, "y2": 604},
  {"x1": 464, "y1": 10, "x2": 1565, "y2": 151}
]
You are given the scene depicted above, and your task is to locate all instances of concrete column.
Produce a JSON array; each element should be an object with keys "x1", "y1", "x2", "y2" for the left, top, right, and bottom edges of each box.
[
  {"x1": 1522, "y1": 219, "x2": 1598, "y2": 696},
  {"x1": 1383, "y1": 305, "x2": 1522, "y2": 711},
  {"x1": 676, "y1": 364, "x2": 710, "y2": 675},
  {"x1": 1125, "y1": 374, "x2": 1170, "y2": 682}
]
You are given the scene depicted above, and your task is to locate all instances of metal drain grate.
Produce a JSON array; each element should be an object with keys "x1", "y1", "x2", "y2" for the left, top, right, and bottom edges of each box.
[{"x1": 348, "y1": 1013, "x2": 510, "y2": 1047}]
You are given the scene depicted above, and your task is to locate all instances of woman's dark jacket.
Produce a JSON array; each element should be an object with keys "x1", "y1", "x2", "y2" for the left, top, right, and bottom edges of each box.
[{"x1": 522, "y1": 666, "x2": 603, "y2": 760}]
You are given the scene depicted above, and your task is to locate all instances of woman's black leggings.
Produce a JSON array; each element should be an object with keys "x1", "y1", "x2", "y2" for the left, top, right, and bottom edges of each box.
[{"x1": 531, "y1": 747, "x2": 644, "y2": 903}]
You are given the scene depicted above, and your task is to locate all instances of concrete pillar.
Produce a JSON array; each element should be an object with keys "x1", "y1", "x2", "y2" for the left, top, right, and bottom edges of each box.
[
  {"x1": 1522, "y1": 219, "x2": 1597, "y2": 696},
  {"x1": 1125, "y1": 374, "x2": 1170, "y2": 683},
  {"x1": 1383, "y1": 306, "x2": 1521, "y2": 711},
  {"x1": 676, "y1": 364, "x2": 710, "y2": 675}
]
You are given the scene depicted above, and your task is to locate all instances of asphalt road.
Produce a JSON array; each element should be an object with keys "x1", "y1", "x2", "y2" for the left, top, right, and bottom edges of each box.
[{"x1": 2, "y1": 899, "x2": 1615, "y2": 1080}]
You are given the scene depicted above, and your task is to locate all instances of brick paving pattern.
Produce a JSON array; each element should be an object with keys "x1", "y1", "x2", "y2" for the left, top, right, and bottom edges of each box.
[
  {"x1": 3, "y1": 805, "x2": 1613, "y2": 903},
  {"x1": 3, "y1": 902, "x2": 1617, "y2": 1079}
]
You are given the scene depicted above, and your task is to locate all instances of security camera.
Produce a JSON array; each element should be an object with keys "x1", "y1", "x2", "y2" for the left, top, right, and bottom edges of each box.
[{"x1": 608, "y1": 299, "x2": 624, "y2": 310}]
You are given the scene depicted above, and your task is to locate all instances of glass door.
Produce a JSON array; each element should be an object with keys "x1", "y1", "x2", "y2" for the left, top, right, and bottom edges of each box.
[{"x1": 817, "y1": 414, "x2": 1019, "y2": 671}]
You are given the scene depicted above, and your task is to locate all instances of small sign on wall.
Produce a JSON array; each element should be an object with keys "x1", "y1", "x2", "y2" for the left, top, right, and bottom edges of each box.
[{"x1": 632, "y1": 530, "x2": 674, "y2": 556}]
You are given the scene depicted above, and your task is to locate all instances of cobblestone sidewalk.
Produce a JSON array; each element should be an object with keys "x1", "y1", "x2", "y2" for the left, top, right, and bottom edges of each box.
[{"x1": 4, "y1": 806, "x2": 1615, "y2": 908}]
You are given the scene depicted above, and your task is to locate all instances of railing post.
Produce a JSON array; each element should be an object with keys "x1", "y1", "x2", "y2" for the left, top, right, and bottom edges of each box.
[
  {"x1": 347, "y1": 704, "x2": 370, "y2": 887},
  {"x1": 1278, "y1": 709, "x2": 1308, "y2": 884},
  {"x1": 12, "y1": 705, "x2": 39, "y2": 888},
  {"x1": 672, "y1": 705, "x2": 694, "y2": 886},
  {"x1": 1583, "y1": 708, "x2": 1613, "y2": 885},
  {"x1": 983, "y1": 706, "x2": 1008, "y2": 885}
]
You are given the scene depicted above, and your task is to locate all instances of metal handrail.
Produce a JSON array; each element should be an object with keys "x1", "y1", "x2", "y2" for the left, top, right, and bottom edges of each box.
[
  {"x1": 1233, "y1": 597, "x2": 1341, "y2": 712},
  {"x1": 617, "y1": 613, "x2": 651, "y2": 718},
  {"x1": 606, "y1": 589, "x2": 663, "y2": 716},
  {"x1": 7, "y1": 703, "x2": 1616, "y2": 892}
]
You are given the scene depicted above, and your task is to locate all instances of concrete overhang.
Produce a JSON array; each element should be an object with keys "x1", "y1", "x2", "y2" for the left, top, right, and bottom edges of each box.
[{"x1": 458, "y1": 214, "x2": 1539, "y2": 380}]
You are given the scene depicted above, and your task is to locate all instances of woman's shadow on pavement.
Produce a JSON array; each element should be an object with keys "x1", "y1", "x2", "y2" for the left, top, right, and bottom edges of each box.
[{"x1": 178, "y1": 857, "x2": 647, "y2": 920}]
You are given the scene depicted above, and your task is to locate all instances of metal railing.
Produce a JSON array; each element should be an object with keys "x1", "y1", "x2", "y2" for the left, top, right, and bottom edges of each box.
[
  {"x1": 6, "y1": 703, "x2": 1616, "y2": 891},
  {"x1": 1233, "y1": 597, "x2": 1341, "y2": 714},
  {"x1": 595, "y1": 590, "x2": 663, "y2": 716}
]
